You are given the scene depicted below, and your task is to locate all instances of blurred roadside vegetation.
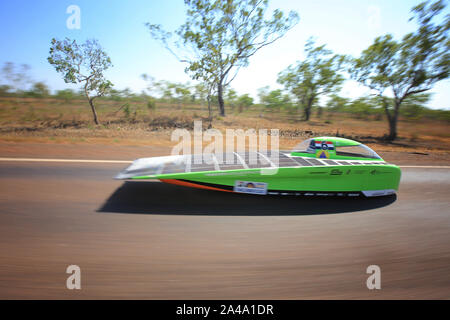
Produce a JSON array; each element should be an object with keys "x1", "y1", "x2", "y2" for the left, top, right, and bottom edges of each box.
[
  {"x1": 1, "y1": 62, "x2": 449, "y2": 154},
  {"x1": 0, "y1": 61, "x2": 448, "y2": 126}
]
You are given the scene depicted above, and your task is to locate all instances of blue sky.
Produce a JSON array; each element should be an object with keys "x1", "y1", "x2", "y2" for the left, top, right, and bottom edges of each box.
[{"x1": 0, "y1": 0, "x2": 448, "y2": 109}]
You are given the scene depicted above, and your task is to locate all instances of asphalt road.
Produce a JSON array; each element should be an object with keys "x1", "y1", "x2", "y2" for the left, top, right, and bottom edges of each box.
[{"x1": 0, "y1": 162, "x2": 449, "y2": 299}]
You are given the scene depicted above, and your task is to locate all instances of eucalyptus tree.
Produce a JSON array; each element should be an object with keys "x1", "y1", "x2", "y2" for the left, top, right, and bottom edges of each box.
[
  {"x1": 48, "y1": 38, "x2": 113, "y2": 124},
  {"x1": 278, "y1": 39, "x2": 346, "y2": 121},
  {"x1": 147, "y1": 0, "x2": 299, "y2": 116},
  {"x1": 259, "y1": 89, "x2": 291, "y2": 112},
  {"x1": 237, "y1": 93, "x2": 254, "y2": 112},
  {"x1": 351, "y1": 0, "x2": 449, "y2": 140},
  {"x1": 193, "y1": 83, "x2": 208, "y2": 106},
  {"x1": 1, "y1": 62, "x2": 32, "y2": 94},
  {"x1": 225, "y1": 88, "x2": 239, "y2": 110}
]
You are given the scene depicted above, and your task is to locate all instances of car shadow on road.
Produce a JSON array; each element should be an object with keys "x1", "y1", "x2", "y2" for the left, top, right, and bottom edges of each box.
[{"x1": 97, "y1": 181, "x2": 397, "y2": 216}]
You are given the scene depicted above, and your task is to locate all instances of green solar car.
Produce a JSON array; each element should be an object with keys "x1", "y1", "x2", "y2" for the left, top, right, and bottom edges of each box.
[{"x1": 116, "y1": 137, "x2": 401, "y2": 197}]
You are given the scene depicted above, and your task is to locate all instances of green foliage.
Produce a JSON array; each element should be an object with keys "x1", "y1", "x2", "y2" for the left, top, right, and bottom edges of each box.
[
  {"x1": 423, "y1": 109, "x2": 450, "y2": 122},
  {"x1": 174, "y1": 83, "x2": 192, "y2": 105},
  {"x1": 399, "y1": 93, "x2": 432, "y2": 119},
  {"x1": 25, "y1": 82, "x2": 50, "y2": 98},
  {"x1": 48, "y1": 38, "x2": 113, "y2": 93},
  {"x1": 326, "y1": 94, "x2": 350, "y2": 112},
  {"x1": 147, "y1": 0, "x2": 299, "y2": 116},
  {"x1": 193, "y1": 83, "x2": 208, "y2": 105},
  {"x1": 121, "y1": 102, "x2": 138, "y2": 122},
  {"x1": 237, "y1": 93, "x2": 254, "y2": 111},
  {"x1": 147, "y1": 98, "x2": 156, "y2": 111},
  {"x1": 225, "y1": 88, "x2": 238, "y2": 110},
  {"x1": 107, "y1": 89, "x2": 124, "y2": 101},
  {"x1": 346, "y1": 97, "x2": 382, "y2": 120},
  {"x1": 142, "y1": 77, "x2": 193, "y2": 105},
  {"x1": 55, "y1": 89, "x2": 79, "y2": 101},
  {"x1": 326, "y1": 95, "x2": 387, "y2": 120},
  {"x1": 351, "y1": 0, "x2": 449, "y2": 139},
  {"x1": 259, "y1": 89, "x2": 292, "y2": 111},
  {"x1": 0, "y1": 84, "x2": 13, "y2": 97},
  {"x1": 278, "y1": 38, "x2": 346, "y2": 120},
  {"x1": 326, "y1": 93, "x2": 438, "y2": 122},
  {"x1": 224, "y1": 88, "x2": 254, "y2": 113},
  {"x1": 0, "y1": 62, "x2": 32, "y2": 93},
  {"x1": 48, "y1": 38, "x2": 113, "y2": 124},
  {"x1": 123, "y1": 103, "x2": 131, "y2": 119}
]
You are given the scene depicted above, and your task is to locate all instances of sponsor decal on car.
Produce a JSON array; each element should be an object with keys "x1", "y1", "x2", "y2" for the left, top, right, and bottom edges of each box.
[
  {"x1": 315, "y1": 140, "x2": 335, "y2": 150},
  {"x1": 370, "y1": 169, "x2": 391, "y2": 175},
  {"x1": 234, "y1": 180, "x2": 268, "y2": 195},
  {"x1": 330, "y1": 169, "x2": 343, "y2": 175},
  {"x1": 317, "y1": 150, "x2": 330, "y2": 159}
]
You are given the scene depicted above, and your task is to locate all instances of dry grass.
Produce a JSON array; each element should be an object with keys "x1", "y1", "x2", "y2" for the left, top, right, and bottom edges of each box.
[{"x1": 0, "y1": 96, "x2": 449, "y2": 153}]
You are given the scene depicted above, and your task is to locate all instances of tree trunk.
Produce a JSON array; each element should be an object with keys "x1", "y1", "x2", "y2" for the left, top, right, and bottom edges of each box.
[
  {"x1": 84, "y1": 83, "x2": 99, "y2": 125},
  {"x1": 304, "y1": 107, "x2": 311, "y2": 121},
  {"x1": 384, "y1": 101, "x2": 400, "y2": 141},
  {"x1": 303, "y1": 96, "x2": 314, "y2": 121},
  {"x1": 388, "y1": 102, "x2": 400, "y2": 141},
  {"x1": 217, "y1": 81, "x2": 225, "y2": 116},
  {"x1": 387, "y1": 117, "x2": 397, "y2": 141},
  {"x1": 207, "y1": 94, "x2": 213, "y2": 129},
  {"x1": 88, "y1": 98, "x2": 100, "y2": 125}
]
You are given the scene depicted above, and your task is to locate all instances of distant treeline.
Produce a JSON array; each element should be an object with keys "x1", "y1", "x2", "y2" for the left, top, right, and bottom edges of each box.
[{"x1": 1, "y1": 75, "x2": 448, "y2": 123}]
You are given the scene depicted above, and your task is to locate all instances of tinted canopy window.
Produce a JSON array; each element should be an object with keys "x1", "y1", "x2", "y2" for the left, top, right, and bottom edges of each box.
[{"x1": 335, "y1": 144, "x2": 381, "y2": 159}]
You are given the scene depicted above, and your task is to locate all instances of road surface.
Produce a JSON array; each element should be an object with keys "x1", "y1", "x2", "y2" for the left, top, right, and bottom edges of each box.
[{"x1": 0, "y1": 161, "x2": 449, "y2": 299}]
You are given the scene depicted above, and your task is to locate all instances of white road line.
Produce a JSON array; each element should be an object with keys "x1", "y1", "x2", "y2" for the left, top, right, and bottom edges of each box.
[
  {"x1": 0, "y1": 157, "x2": 132, "y2": 164},
  {"x1": 0, "y1": 157, "x2": 449, "y2": 169},
  {"x1": 400, "y1": 165, "x2": 450, "y2": 169}
]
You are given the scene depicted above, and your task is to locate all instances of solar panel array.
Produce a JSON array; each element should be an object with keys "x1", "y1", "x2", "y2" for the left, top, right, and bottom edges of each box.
[
  {"x1": 156, "y1": 151, "x2": 388, "y2": 175},
  {"x1": 117, "y1": 151, "x2": 390, "y2": 179}
]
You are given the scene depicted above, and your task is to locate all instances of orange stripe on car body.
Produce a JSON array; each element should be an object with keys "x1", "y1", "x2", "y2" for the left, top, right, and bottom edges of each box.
[{"x1": 159, "y1": 179, "x2": 234, "y2": 193}]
